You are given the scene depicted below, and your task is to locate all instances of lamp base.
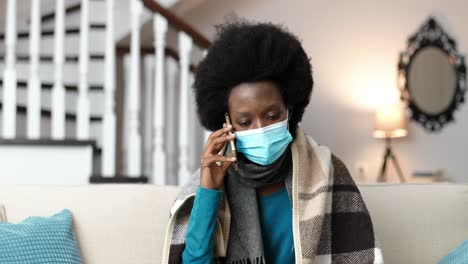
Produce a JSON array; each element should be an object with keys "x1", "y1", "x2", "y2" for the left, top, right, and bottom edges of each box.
[{"x1": 377, "y1": 138, "x2": 405, "y2": 182}]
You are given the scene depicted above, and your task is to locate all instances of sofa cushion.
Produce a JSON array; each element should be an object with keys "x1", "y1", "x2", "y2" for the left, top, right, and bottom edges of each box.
[
  {"x1": 359, "y1": 183, "x2": 468, "y2": 264},
  {"x1": 0, "y1": 209, "x2": 82, "y2": 264},
  {"x1": 0, "y1": 184, "x2": 181, "y2": 264}
]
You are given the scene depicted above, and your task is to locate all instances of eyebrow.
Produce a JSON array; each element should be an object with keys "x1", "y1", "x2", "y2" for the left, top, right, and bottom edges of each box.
[{"x1": 234, "y1": 104, "x2": 284, "y2": 116}]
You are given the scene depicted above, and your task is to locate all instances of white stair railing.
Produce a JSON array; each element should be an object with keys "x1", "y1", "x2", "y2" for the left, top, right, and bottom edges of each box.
[
  {"x1": 51, "y1": 0, "x2": 66, "y2": 139},
  {"x1": 152, "y1": 14, "x2": 168, "y2": 185},
  {"x1": 1, "y1": 0, "x2": 211, "y2": 185},
  {"x1": 102, "y1": 0, "x2": 117, "y2": 176},
  {"x1": 77, "y1": 0, "x2": 90, "y2": 139},
  {"x1": 2, "y1": 0, "x2": 17, "y2": 139},
  {"x1": 27, "y1": 0, "x2": 41, "y2": 139},
  {"x1": 177, "y1": 31, "x2": 193, "y2": 185},
  {"x1": 126, "y1": 0, "x2": 143, "y2": 176}
]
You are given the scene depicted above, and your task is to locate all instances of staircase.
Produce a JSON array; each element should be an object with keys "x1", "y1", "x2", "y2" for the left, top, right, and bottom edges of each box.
[{"x1": 0, "y1": 0, "x2": 211, "y2": 185}]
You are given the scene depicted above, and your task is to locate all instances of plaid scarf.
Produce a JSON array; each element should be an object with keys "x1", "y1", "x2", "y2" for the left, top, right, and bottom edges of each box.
[{"x1": 161, "y1": 128, "x2": 384, "y2": 264}]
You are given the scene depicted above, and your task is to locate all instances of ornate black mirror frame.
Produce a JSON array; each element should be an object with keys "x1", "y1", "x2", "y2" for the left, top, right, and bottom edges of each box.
[{"x1": 398, "y1": 17, "x2": 467, "y2": 132}]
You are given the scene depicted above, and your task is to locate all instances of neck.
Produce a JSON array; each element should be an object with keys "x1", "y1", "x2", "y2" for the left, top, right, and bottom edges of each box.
[{"x1": 257, "y1": 181, "x2": 285, "y2": 196}]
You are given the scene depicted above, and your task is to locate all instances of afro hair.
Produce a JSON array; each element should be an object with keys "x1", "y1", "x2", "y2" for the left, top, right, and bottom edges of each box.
[{"x1": 193, "y1": 19, "x2": 313, "y2": 138}]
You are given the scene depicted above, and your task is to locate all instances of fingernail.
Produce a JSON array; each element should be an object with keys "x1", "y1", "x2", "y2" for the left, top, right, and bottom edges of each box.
[{"x1": 230, "y1": 157, "x2": 236, "y2": 160}]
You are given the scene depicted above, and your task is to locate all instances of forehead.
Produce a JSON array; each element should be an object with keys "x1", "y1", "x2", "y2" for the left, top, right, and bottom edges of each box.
[{"x1": 228, "y1": 81, "x2": 284, "y2": 109}]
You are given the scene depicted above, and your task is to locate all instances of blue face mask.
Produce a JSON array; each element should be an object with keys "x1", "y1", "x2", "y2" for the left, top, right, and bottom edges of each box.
[{"x1": 235, "y1": 116, "x2": 293, "y2": 166}]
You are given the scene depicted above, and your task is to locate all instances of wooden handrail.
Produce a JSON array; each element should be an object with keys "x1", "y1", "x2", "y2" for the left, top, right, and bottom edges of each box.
[{"x1": 141, "y1": 0, "x2": 211, "y2": 49}]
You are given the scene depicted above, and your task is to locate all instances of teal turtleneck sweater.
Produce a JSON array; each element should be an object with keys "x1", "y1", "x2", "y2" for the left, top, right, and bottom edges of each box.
[{"x1": 182, "y1": 186, "x2": 295, "y2": 264}]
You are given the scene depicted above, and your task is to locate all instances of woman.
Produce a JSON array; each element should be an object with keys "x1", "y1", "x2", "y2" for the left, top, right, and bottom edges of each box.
[{"x1": 161, "y1": 20, "x2": 383, "y2": 264}]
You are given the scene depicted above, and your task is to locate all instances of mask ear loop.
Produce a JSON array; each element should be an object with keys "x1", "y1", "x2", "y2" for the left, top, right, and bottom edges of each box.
[{"x1": 286, "y1": 108, "x2": 291, "y2": 131}]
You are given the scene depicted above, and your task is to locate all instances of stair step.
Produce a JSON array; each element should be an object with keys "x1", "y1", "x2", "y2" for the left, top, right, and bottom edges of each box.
[
  {"x1": 0, "y1": 24, "x2": 106, "y2": 40},
  {"x1": 0, "y1": 54, "x2": 105, "y2": 63},
  {"x1": 0, "y1": 28, "x2": 107, "y2": 56},
  {"x1": 0, "y1": 81, "x2": 106, "y2": 117},
  {"x1": 39, "y1": 3, "x2": 82, "y2": 24},
  {"x1": 0, "y1": 138, "x2": 99, "y2": 153},
  {"x1": 89, "y1": 24, "x2": 106, "y2": 30},
  {"x1": 40, "y1": 1, "x2": 108, "y2": 31},
  {"x1": 89, "y1": 175, "x2": 149, "y2": 184},
  {"x1": 0, "y1": 57, "x2": 105, "y2": 84},
  {"x1": 0, "y1": 102, "x2": 102, "y2": 122},
  {"x1": 0, "y1": 85, "x2": 106, "y2": 124},
  {"x1": 0, "y1": 108, "x2": 105, "y2": 149},
  {"x1": 0, "y1": 138, "x2": 98, "y2": 185},
  {"x1": 38, "y1": 1, "x2": 107, "y2": 24},
  {"x1": 0, "y1": 79, "x2": 103, "y2": 92}
]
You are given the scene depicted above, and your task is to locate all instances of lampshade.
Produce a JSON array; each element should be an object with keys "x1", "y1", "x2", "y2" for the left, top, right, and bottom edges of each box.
[{"x1": 373, "y1": 104, "x2": 408, "y2": 138}]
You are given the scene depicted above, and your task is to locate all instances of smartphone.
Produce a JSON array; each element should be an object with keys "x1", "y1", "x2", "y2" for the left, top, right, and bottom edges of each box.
[
  {"x1": 224, "y1": 113, "x2": 237, "y2": 154},
  {"x1": 225, "y1": 113, "x2": 238, "y2": 170}
]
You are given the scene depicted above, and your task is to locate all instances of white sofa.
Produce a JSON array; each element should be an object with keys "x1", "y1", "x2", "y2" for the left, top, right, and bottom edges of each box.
[{"x1": 0, "y1": 183, "x2": 467, "y2": 264}]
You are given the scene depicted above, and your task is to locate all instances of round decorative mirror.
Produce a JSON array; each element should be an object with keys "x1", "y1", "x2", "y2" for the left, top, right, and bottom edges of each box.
[{"x1": 398, "y1": 17, "x2": 467, "y2": 132}]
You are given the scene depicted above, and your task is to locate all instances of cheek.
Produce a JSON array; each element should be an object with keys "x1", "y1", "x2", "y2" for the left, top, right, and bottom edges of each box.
[{"x1": 232, "y1": 124, "x2": 242, "y2": 132}]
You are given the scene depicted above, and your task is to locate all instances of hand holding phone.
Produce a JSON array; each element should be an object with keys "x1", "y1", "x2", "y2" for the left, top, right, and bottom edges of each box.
[
  {"x1": 225, "y1": 113, "x2": 238, "y2": 170},
  {"x1": 199, "y1": 115, "x2": 237, "y2": 190},
  {"x1": 224, "y1": 114, "x2": 236, "y2": 153}
]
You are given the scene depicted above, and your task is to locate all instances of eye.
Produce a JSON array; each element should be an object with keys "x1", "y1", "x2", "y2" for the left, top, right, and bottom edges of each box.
[
  {"x1": 237, "y1": 120, "x2": 251, "y2": 127},
  {"x1": 267, "y1": 113, "x2": 280, "y2": 120}
]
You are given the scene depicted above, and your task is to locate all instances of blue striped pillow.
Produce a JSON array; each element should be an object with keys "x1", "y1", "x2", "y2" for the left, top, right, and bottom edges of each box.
[
  {"x1": 439, "y1": 240, "x2": 468, "y2": 264},
  {"x1": 0, "y1": 209, "x2": 82, "y2": 264}
]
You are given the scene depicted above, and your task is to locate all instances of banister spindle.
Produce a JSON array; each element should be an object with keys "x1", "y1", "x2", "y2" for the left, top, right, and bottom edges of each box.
[
  {"x1": 188, "y1": 72, "x2": 199, "y2": 173},
  {"x1": 102, "y1": 0, "x2": 117, "y2": 176},
  {"x1": 27, "y1": 0, "x2": 41, "y2": 139},
  {"x1": 51, "y1": 0, "x2": 66, "y2": 139},
  {"x1": 152, "y1": 14, "x2": 168, "y2": 185},
  {"x1": 77, "y1": 0, "x2": 90, "y2": 139},
  {"x1": 126, "y1": 0, "x2": 143, "y2": 176},
  {"x1": 143, "y1": 55, "x2": 154, "y2": 179},
  {"x1": 177, "y1": 32, "x2": 193, "y2": 185},
  {"x1": 201, "y1": 50, "x2": 210, "y2": 145},
  {"x1": 165, "y1": 57, "x2": 178, "y2": 185},
  {"x1": 2, "y1": 0, "x2": 17, "y2": 139}
]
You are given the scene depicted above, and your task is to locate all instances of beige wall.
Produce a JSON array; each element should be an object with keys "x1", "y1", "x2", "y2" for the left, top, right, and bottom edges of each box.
[{"x1": 181, "y1": 0, "x2": 468, "y2": 182}]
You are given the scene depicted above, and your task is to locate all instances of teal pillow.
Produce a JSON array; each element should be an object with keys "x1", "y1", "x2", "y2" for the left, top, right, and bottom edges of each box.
[
  {"x1": 439, "y1": 240, "x2": 468, "y2": 264},
  {"x1": 0, "y1": 209, "x2": 82, "y2": 264}
]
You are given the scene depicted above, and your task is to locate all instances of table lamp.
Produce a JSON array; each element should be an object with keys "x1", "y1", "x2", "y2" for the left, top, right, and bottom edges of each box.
[{"x1": 374, "y1": 105, "x2": 408, "y2": 182}]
